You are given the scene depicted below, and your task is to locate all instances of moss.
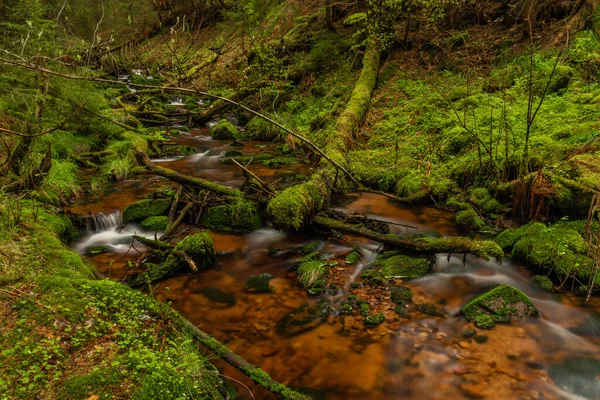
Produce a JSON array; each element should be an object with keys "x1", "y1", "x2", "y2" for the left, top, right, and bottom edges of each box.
[
  {"x1": 276, "y1": 301, "x2": 330, "y2": 336},
  {"x1": 375, "y1": 251, "x2": 433, "y2": 279},
  {"x1": 461, "y1": 285, "x2": 538, "y2": 327},
  {"x1": 85, "y1": 245, "x2": 108, "y2": 256},
  {"x1": 475, "y1": 314, "x2": 496, "y2": 329},
  {"x1": 359, "y1": 302, "x2": 370, "y2": 316},
  {"x1": 546, "y1": 65, "x2": 574, "y2": 93},
  {"x1": 390, "y1": 286, "x2": 413, "y2": 304},
  {"x1": 263, "y1": 157, "x2": 300, "y2": 167},
  {"x1": 532, "y1": 275, "x2": 553, "y2": 292},
  {"x1": 339, "y1": 300, "x2": 353, "y2": 314},
  {"x1": 296, "y1": 260, "x2": 334, "y2": 288},
  {"x1": 210, "y1": 119, "x2": 243, "y2": 140},
  {"x1": 511, "y1": 222, "x2": 592, "y2": 282},
  {"x1": 267, "y1": 174, "x2": 329, "y2": 230},
  {"x1": 483, "y1": 198, "x2": 504, "y2": 215},
  {"x1": 196, "y1": 287, "x2": 236, "y2": 306},
  {"x1": 201, "y1": 200, "x2": 262, "y2": 234},
  {"x1": 364, "y1": 313, "x2": 385, "y2": 326},
  {"x1": 122, "y1": 199, "x2": 170, "y2": 224},
  {"x1": 245, "y1": 273, "x2": 273, "y2": 293},
  {"x1": 140, "y1": 216, "x2": 168, "y2": 232},
  {"x1": 455, "y1": 209, "x2": 485, "y2": 231},
  {"x1": 245, "y1": 117, "x2": 281, "y2": 141},
  {"x1": 174, "y1": 233, "x2": 216, "y2": 270}
]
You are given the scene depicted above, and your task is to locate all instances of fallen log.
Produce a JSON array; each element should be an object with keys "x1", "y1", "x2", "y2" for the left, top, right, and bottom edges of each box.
[
  {"x1": 177, "y1": 317, "x2": 312, "y2": 400},
  {"x1": 266, "y1": 39, "x2": 382, "y2": 230},
  {"x1": 134, "y1": 148, "x2": 243, "y2": 198},
  {"x1": 313, "y1": 216, "x2": 504, "y2": 261}
]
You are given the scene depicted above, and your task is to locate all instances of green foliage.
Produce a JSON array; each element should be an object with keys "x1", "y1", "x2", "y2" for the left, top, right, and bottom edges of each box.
[
  {"x1": 461, "y1": 285, "x2": 538, "y2": 328},
  {"x1": 455, "y1": 209, "x2": 485, "y2": 231},
  {"x1": 345, "y1": 248, "x2": 362, "y2": 264},
  {"x1": 569, "y1": 31, "x2": 600, "y2": 83},
  {"x1": 296, "y1": 260, "x2": 328, "y2": 288}
]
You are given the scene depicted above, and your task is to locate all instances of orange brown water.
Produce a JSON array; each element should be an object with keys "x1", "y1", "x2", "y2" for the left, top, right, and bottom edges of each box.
[{"x1": 71, "y1": 130, "x2": 600, "y2": 400}]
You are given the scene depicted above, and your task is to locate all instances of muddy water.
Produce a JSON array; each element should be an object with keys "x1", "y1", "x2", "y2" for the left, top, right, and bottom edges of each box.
[{"x1": 71, "y1": 130, "x2": 600, "y2": 400}]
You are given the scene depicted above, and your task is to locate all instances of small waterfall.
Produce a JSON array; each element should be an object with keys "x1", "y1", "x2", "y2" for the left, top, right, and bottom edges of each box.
[
  {"x1": 169, "y1": 97, "x2": 184, "y2": 106},
  {"x1": 85, "y1": 211, "x2": 122, "y2": 234}
]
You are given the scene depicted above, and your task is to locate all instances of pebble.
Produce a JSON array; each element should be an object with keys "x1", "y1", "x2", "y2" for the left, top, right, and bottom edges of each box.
[
  {"x1": 453, "y1": 364, "x2": 470, "y2": 375},
  {"x1": 459, "y1": 383, "x2": 487, "y2": 399}
]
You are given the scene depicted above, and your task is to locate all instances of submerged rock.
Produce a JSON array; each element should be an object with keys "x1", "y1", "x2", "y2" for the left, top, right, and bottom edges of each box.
[
  {"x1": 276, "y1": 301, "x2": 330, "y2": 336},
  {"x1": 532, "y1": 275, "x2": 553, "y2": 292},
  {"x1": 122, "y1": 199, "x2": 170, "y2": 224},
  {"x1": 196, "y1": 287, "x2": 236, "y2": 306},
  {"x1": 390, "y1": 286, "x2": 413, "y2": 304},
  {"x1": 461, "y1": 285, "x2": 538, "y2": 329},
  {"x1": 375, "y1": 251, "x2": 434, "y2": 279},
  {"x1": 245, "y1": 273, "x2": 273, "y2": 293},
  {"x1": 85, "y1": 245, "x2": 108, "y2": 255}
]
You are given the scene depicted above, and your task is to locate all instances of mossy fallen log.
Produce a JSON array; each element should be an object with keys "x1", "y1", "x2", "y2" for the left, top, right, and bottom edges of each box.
[
  {"x1": 313, "y1": 216, "x2": 503, "y2": 260},
  {"x1": 178, "y1": 317, "x2": 312, "y2": 400},
  {"x1": 267, "y1": 172, "x2": 330, "y2": 230},
  {"x1": 267, "y1": 39, "x2": 381, "y2": 229},
  {"x1": 331, "y1": 41, "x2": 381, "y2": 155},
  {"x1": 134, "y1": 148, "x2": 242, "y2": 198}
]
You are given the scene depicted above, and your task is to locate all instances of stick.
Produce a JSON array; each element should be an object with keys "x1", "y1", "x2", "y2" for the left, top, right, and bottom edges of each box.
[
  {"x1": 161, "y1": 202, "x2": 193, "y2": 240},
  {"x1": 229, "y1": 157, "x2": 276, "y2": 197}
]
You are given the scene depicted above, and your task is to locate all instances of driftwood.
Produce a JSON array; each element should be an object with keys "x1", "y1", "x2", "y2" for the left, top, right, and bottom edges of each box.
[
  {"x1": 313, "y1": 215, "x2": 504, "y2": 261},
  {"x1": 161, "y1": 202, "x2": 193, "y2": 240}
]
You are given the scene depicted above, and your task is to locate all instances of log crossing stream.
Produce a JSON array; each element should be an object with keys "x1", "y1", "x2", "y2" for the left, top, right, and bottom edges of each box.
[{"x1": 71, "y1": 128, "x2": 600, "y2": 400}]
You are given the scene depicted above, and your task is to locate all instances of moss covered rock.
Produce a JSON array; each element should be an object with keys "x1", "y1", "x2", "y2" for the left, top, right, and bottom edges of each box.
[
  {"x1": 201, "y1": 200, "x2": 262, "y2": 234},
  {"x1": 461, "y1": 285, "x2": 538, "y2": 329},
  {"x1": 532, "y1": 275, "x2": 553, "y2": 292},
  {"x1": 511, "y1": 222, "x2": 592, "y2": 282},
  {"x1": 267, "y1": 175, "x2": 329, "y2": 230},
  {"x1": 122, "y1": 199, "x2": 171, "y2": 224},
  {"x1": 245, "y1": 117, "x2": 281, "y2": 141},
  {"x1": 140, "y1": 216, "x2": 168, "y2": 232},
  {"x1": 455, "y1": 209, "x2": 485, "y2": 231},
  {"x1": 375, "y1": 252, "x2": 434, "y2": 279},
  {"x1": 390, "y1": 286, "x2": 413, "y2": 304},
  {"x1": 364, "y1": 313, "x2": 385, "y2": 326},
  {"x1": 210, "y1": 119, "x2": 242, "y2": 140},
  {"x1": 245, "y1": 273, "x2": 273, "y2": 293},
  {"x1": 174, "y1": 233, "x2": 216, "y2": 269}
]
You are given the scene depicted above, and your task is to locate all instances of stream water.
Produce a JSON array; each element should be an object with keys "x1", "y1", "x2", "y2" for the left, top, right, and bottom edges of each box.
[{"x1": 71, "y1": 128, "x2": 600, "y2": 400}]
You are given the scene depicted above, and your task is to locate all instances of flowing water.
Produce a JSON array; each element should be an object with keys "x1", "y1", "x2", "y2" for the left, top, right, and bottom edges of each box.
[{"x1": 71, "y1": 128, "x2": 600, "y2": 399}]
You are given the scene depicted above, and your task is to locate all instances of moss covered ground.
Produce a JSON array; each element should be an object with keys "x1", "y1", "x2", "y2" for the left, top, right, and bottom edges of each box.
[{"x1": 0, "y1": 201, "x2": 228, "y2": 399}]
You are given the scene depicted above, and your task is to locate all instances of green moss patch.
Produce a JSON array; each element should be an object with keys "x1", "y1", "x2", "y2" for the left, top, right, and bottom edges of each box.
[
  {"x1": 532, "y1": 275, "x2": 553, "y2": 291},
  {"x1": 140, "y1": 216, "x2": 168, "y2": 232},
  {"x1": 461, "y1": 285, "x2": 538, "y2": 329},
  {"x1": 201, "y1": 200, "x2": 262, "y2": 234},
  {"x1": 375, "y1": 251, "x2": 434, "y2": 279},
  {"x1": 245, "y1": 116, "x2": 281, "y2": 141},
  {"x1": 390, "y1": 286, "x2": 413, "y2": 304},
  {"x1": 122, "y1": 199, "x2": 170, "y2": 224},
  {"x1": 210, "y1": 119, "x2": 243, "y2": 140},
  {"x1": 85, "y1": 245, "x2": 108, "y2": 256}
]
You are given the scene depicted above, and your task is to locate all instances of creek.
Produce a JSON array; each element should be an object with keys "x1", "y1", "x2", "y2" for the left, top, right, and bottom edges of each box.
[{"x1": 71, "y1": 128, "x2": 600, "y2": 400}]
